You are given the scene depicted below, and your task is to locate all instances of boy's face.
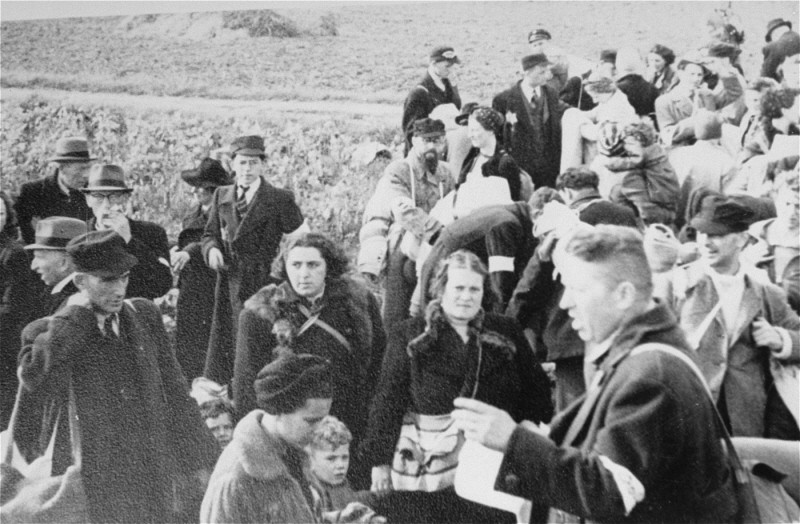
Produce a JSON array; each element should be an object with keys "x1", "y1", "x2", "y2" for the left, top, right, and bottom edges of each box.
[{"x1": 308, "y1": 444, "x2": 350, "y2": 485}]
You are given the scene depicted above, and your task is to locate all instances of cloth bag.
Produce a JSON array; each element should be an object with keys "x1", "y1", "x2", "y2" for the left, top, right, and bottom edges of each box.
[{"x1": 0, "y1": 384, "x2": 87, "y2": 524}]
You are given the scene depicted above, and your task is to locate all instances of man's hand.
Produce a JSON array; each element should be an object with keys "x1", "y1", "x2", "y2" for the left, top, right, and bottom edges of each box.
[
  {"x1": 752, "y1": 317, "x2": 782, "y2": 351},
  {"x1": 370, "y1": 465, "x2": 392, "y2": 494},
  {"x1": 452, "y1": 397, "x2": 517, "y2": 452},
  {"x1": 98, "y1": 213, "x2": 132, "y2": 243},
  {"x1": 170, "y1": 246, "x2": 190, "y2": 273},
  {"x1": 207, "y1": 247, "x2": 226, "y2": 271}
]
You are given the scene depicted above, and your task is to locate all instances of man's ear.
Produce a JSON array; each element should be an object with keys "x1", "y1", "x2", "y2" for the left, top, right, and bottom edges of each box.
[
  {"x1": 615, "y1": 280, "x2": 638, "y2": 310},
  {"x1": 72, "y1": 272, "x2": 87, "y2": 290}
]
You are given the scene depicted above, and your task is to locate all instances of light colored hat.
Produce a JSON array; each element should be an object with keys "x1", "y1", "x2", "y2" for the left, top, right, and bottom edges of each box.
[{"x1": 48, "y1": 137, "x2": 96, "y2": 163}]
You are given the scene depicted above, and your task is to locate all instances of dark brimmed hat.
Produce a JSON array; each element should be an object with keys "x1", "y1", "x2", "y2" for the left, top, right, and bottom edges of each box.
[
  {"x1": 599, "y1": 49, "x2": 617, "y2": 64},
  {"x1": 254, "y1": 354, "x2": 331, "y2": 414},
  {"x1": 24, "y1": 217, "x2": 88, "y2": 251},
  {"x1": 230, "y1": 135, "x2": 265, "y2": 158},
  {"x1": 690, "y1": 199, "x2": 755, "y2": 236},
  {"x1": 706, "y1": 42, "x2": 738, "y2": 59},
  {"x1": 522, "y1": 53, "x2": 552, "y2": 71},
  {"x1": 67, "y1": 230, "x2": 138, "y2": 277},
  {"x1": 455, "y1": 102, "x2": 480, "y2": 126},
  {"x1": 430, "y1": 45, "x2": 460, "y2": 64},
  {"x1": 181, "y1": 158, "x2": 231, "y2": 188},
  {"x1": 766, "y1": 18, "x2": 792, "y2": 42},
  {"x1": 48, "y1": 137, "x2": 96, "y2": 163},
  {"x1": 79, "y1": 164, "x2": 132, "y2": 193},
  {"x1": 412, "y1": 118, "x2": 446, "y2": 138},
  {"x1": 466, "y1": 106, "x2": 505, "y2": 135},
  {"x1": 528, "y1": 28, "x2": 552, "y2": 44}
]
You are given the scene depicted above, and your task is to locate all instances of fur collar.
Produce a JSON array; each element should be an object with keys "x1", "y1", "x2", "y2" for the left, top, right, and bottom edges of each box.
[{"x1": 229, "y1": 410, "x2": 306, "y2": 482}]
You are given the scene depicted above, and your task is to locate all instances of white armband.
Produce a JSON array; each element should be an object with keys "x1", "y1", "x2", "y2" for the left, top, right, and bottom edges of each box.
[{"x1": 597, "y1": 455, "x2": 645, "y2": 516}]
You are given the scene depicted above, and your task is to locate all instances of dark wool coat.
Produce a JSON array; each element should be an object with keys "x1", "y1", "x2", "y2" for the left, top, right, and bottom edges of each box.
[
  {"x1": 88, "y1": 217, "x2": 172, "y2": 300},
  {"x1": 201, "y1": 410, "x2": 320, "y2": 524},
  {"x1": 202, "y1": 179, "x2": 304, "y2": 385},
  {"x1": 493, "y1": 82, "x2": 568, "y2": 189},
  {"x1": 457, "y1": 145, "x2": 523, "y2": 201},
  {"x1": 761, "y1": 30, "x2": 800, "y2": 81},
  {"x1": 616, "y1": 73, "x2": 661, "y2": 119},
  {"x1": 14, "y1": 172, "x2": 92, "y2": 244},
  {"x1": 17, "y1": 299, "x2": 217, "y2": 523},
  {"x1": 494, "y1": 302, "x2": 739, "y2": 523},
  {"x1": 401, "y1": 72, "x2": 462, "y2": 152},
  {"x1": 175, "y1": 205, "x2": 216, "y2": 380},
  {"x1": 360, "y1": 309, "x2": 553, "y2": 468}
]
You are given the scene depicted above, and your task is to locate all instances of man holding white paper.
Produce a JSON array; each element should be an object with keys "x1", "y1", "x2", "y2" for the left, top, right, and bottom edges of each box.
[{"x1": 453, "y1": 225, "x2": 737, "y2": 523}]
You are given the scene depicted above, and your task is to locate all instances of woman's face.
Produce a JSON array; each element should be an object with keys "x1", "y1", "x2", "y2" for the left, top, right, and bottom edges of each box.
[
  {"x1": 647, "y1": 53, "x2": 666, "y2": 72},
  {"x1": 286, "y1": 246, "x2": 327, "y2": 298},
  {"x1": 440, "y1": 266, "x2": 484, "y2": 323},
  {"x1": 681, "y1": 64, "x2": 706, "y2": 89},
  {"x1": 467, "y1": 115, "x2": 494, "y2": 149}
]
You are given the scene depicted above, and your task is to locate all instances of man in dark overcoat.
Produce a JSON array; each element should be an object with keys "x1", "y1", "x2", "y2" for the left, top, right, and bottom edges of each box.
[
  {"x1": 761, "y1": 18, "x2": 800, "y2": 82},
  {"x1": 453, "y1": 225, "x2": 738, "y2": 523},
  {"x1": 401, "y1": 45, "x2": 462, "y2": 155},
  {"x1": 81, "y1": 164, "x2": 172, "y2": 300},
  {"x1": 14, "y1": 137, "x2": 94, "y2": 244},
  {"x1": 493, "y1": 54, "x2": 569, "y2": 189},
  {"x1": 18, "y1": 230, "x2": 217, "y2": 523},
  {"x1": 171, "y1": 158, "x2": 231, "y2": 380},
  {"x1": 202, "y1": 135, "x2": 305, "y2": 385}
]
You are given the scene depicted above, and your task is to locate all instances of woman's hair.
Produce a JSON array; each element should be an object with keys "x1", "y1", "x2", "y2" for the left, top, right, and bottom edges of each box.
[
  {"x1": 469, "y1": 106, "x2": 505, "y2": 137},
  {"x1": 271, "y1": 231, "x2": 350, "y2": 282},
  {"x1": 199, "y1": 399, "x2": 235, "y2": 421},
  {"x1": 0, "y1": 191, "x2": 19, "y2": 238},
  {"x1": 429, "y1": 249, "x2": 499, "y2": 312},
  {"x1": 649, "y1": 44, "x2": 675, "y2": 66},
  {"x1": 308, "y1": 415, "x2": 352, "y2": 450}
]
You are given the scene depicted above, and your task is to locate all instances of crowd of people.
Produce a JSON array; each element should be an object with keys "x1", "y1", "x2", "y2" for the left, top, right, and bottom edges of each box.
[{"x1": 1, "y1": 9, "x2": 799, "y2": 524}]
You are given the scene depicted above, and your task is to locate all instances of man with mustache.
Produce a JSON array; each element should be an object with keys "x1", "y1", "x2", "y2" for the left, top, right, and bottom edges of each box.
[{"x1": 359, "y1": 118, "x2": 455, "y2": 328}]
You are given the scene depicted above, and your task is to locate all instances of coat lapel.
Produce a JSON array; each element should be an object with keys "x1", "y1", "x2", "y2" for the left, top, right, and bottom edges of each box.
[
  {"x1": 235, "y1": 179, "x2": 270, "y2": 242},
  {"x1": 510, "y1": 84, "x2": 533, "y2": 130},
  {"x1": 216, "y1": 185, "x2": 239, "y2": 241},
  {"x1": 729, "y1": 277, "x2": 763, "y2": 347}
]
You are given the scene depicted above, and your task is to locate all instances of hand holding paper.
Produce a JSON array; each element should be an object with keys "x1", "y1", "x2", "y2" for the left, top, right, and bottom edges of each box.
[{"x1": 452, "y1": 397, "x2": 516, "y2": 452}]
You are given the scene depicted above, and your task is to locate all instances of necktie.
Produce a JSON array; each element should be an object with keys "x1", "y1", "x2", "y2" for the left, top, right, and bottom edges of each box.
[
  {"x1": 104, "y1": 315, "x2": 117, "y2": 339},
  {"x1": 531, "y1": 89, "x2": 540, "y2": 107},
  {"x1": 236, "y1": 186, "x2": 249, "y2": 218}
]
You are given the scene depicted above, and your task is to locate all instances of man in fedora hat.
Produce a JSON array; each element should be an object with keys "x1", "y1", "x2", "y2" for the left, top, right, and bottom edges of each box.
[
  {"x1": 18, "y1": 230, "x2": 217, "y2": 523},
  {"x1": 671, "y1": 198, "x2": 800, "y2": 439},
  {"x1": 202, "y1": 135, "x2": 305, "y2": 385},
  {"x1": 172, "y1": 158, "x2": 231, "y2": 380},
  {"x1": 80, "y1": 163, "x2": 172, "y2": 300},
  {"x1": 24, "y1": 216, "x2": 88, "y2": 315},
  {"x1": 402, "y1": 45, "x2": 463, "y2": 155},
  {"x1": 493, "y1": 53, "x2": 570, "y2": 189},
  {"x1": 761, "y1": 17, "x2": 800, "y2": 82},
  {"x1": 14, "y1": 136, "x2": 95, "y2": 244}
]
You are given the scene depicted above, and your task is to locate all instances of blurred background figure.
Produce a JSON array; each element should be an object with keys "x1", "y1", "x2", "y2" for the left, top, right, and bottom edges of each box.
[{"x1": 646, "y1": 44, "x2": 678, "y2": 95}]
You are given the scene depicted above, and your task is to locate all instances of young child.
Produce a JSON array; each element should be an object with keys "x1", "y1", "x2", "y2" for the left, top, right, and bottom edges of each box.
[{"x1": 306, "y1": 416, "x2": 360, "y2": 511}]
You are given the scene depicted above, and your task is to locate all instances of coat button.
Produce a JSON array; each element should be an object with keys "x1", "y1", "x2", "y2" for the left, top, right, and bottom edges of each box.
[{"x1": 504, "y1": 473, "x2": 520, "y2": 491}]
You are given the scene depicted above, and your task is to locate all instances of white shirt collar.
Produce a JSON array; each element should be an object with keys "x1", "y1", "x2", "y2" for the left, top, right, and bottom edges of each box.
[
  {"x1": 238, "y1": 176, "x2": 261, "y2": 204},
  {"x1": 585, "y1": 327, "x2": 623, "y2": 366},
  {"x1": 520, "y1": 82, "x2": 541, "y2": 104},
  {"x1": 56, "y1": 173, "x2": 71, "y2": 195},
  {"x1": 52, "y1": 272, "x2": 77, "y2": 294}
]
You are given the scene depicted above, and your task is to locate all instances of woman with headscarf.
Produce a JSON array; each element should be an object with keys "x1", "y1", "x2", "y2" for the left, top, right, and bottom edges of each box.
[
  {"x1": 646, "y1": 44, "x2": 678, "y2": 95},
  {"x1": 361, "y1": 250, "x2": 552, "y2": 501}
]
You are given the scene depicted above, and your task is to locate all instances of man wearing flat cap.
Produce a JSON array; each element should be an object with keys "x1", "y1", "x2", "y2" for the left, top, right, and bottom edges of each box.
[
  {"x1": 761, "y1": 17, "x2": 800, "y2": 82},
  {"x1": 81, "y1": 163, "x2": 172, "y2": 300},
  {"x1": 172, "y1": 158, "x2": 231, "y2": 380},
  {"x1": 493, "y1": 53, "x2": 570, "y2": 189},
  {"x1": 401, "y1": 45, "x2": 463, "y2": 155},
  {"x1": 18, "y1": 230, "x2": 217, "y2": 523},
  {"x1": 14, "y1": 136, "x2": 94, "y2": 245},
  {"x1": 359, "y1": 118, "x2": 455, "y2": 329},
  {"x1": 202, "y1": 135, "x2": 306, "y2": 385},
  {"x1": 671, "y1": 198, "x2": 800, "y2": 439}
]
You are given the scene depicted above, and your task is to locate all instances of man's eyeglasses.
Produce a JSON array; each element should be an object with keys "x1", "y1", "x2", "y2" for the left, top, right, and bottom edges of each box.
[{"x1": 87, "y1": 192, "x2": 127, "y2": 204}]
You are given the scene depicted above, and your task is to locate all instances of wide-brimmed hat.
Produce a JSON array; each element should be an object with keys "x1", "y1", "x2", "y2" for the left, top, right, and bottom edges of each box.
[
  {"x1": 67, "y1": 230, "x2": 138, "y2": 277},
  {"x1": 690, "y1": 199, "x2": 755, "y2": 236},
  {"x1": 181, "y1": 158, "x2": 231, "y2": 188},
  {"x1": 48, "y1": 137, "x2": 96, "y2": 163},
  {"x1": 412, "y1": 118, "x2": 446, "y2": 138},
  {"x1": 705, "y1": 42, "x2": 738, "y2": 59},
  {"x1": 24, "y1": 217, "x2": 88, "y2": 251},
  {"x1": 230, "y1": 135, "x2": 265, "y2": 158},
  {"x1": 766, "y1": 18, "x2": 792, "y2": 42},
  {"x1": 521, "y1": 53, "x2": 552, "y2": 71},
  {"x1": 79, "y1": 164, "x2": 132, "y2": 193},
  {"x1": 430, "y1": 45, "x2": 461, "y2": 64}
]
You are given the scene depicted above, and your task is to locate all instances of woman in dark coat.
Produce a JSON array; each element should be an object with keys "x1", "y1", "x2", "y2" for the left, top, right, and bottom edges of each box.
[
  {"x1": 233, "y1": 232, "x2": 385, "y2": 489},
  {"x1": 172, "y1": 158, "x2": 231, "y2": 380},
  {"x1": 361, "y1": 250, "x2": 552, "y2": 506},
  {"x1": 456, "y1": 106, "x2": 526, "y2": 201}
]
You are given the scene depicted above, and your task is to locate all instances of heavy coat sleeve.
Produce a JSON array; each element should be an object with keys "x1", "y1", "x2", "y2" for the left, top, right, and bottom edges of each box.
[
  {"x1": 126, "y1": 222, "x2": 172, "y2": 299},
  {"x1": 484, "y1": 220, "x2": 525, "y2": 309},
  {"x1": 233, "y1": 309, "x2": 276, "y2": 419},
  {"x1": 201, "y1": 475, "x2": 297, "y2": 524},
  {"x1": 402, "y1": 87, "x2": 432, "y2": 142},
  {"x1": 15, "y1": 182, "x2": 38, "y2": 245},
  {"x1": 765, "y1": 284, "x2": 800, "y2": 363},
  {"x1": 363, "y1": 291, "x2": 388, "y2": 401},
  {"x1": 502, "y1": 316, "x2": 554, "y2": 424},
  {"x1": 277, "y1": 190, "x2": 305, "y2": 234},
  {"x1": 202, "y1": 187, "x2": 225, "y2": 263}
]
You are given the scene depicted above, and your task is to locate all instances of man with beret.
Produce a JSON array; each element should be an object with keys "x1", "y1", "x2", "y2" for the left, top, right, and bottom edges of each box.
[
  {"x1": 14, "y1": 136, "x2": 94, "y2": 245},
  {"x1": 401, "y1": 45, "x2": 463, "y2": 155},
  {"x1": 671, "y1": 198, "x2": 800, "y2": 439},
  {"x1": 202, "y1": 135, "x2": 306, "y2": 385},
  {"x1": 202, "y1": 354, "x2": 380, "y2": 523},
  {"x1": 761, "y1": 18, "x2": 800, "y2": 82},
  {"x1": 172, "y1": 158, "x2": 231, "y2": 380},
  {"x1": 493, "y1": 53, "x2": 570, "y2": 189},
  {"x1": 359, "y1": 118, "x2": 455, "y2": 329},
  {"x1": 81, "y1": 163, "x2": 172, "y2": 300},
  {"x1": 18, "y1": 230, "x2": 217, "y2": 523}
]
